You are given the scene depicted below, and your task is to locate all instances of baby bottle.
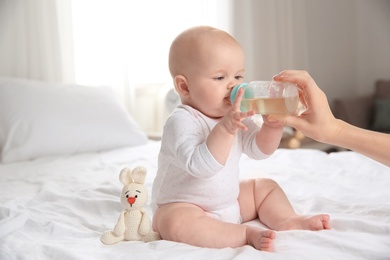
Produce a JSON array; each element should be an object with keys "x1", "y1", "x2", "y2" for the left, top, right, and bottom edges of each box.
[{"x1": 230, "y1": 81, "x2": 299, "y2": 115}]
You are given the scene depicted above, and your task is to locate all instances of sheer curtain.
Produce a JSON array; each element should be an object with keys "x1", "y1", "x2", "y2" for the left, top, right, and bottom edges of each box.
[
  {"x1": 0, "y1": 0, "x2": 74, "y2": 83},
  {"x1": 70, "y1": 0, "x2": 233, "y2": 112},
  {"x1": 0, "y1": 0, "x2": 233, "y2": 112}
]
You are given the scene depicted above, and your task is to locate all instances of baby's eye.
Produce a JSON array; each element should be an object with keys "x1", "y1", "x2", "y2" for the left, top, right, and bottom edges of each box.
[
  {"x1": 214, "y1": 76, "x2": 224, "y2": 81},
  {"x1": 235, "y1": 75, "x2": 244, "y2": 80}
]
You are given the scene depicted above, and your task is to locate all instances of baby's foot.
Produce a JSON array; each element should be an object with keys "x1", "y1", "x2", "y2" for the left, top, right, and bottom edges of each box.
[
  {"x1": 246, "y1": 227, "x2": 276, "y2": 252},
  {"x1": 277, "y1": 214, "x2": 331, "y2": 231}
]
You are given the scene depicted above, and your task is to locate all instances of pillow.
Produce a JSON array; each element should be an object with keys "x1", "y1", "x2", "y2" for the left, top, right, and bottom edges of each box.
[
  {"x1": 371, "y1": 99, "x2": 390, "y2": 132},
  {"x1": 0, "y1": 77, "x2": 148, "y2": 163}
]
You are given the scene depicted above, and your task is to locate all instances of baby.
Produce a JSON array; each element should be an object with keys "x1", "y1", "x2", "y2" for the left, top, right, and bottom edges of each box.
[{"x1": 151, "y1": 26, "x2": 330, "y2": 252}]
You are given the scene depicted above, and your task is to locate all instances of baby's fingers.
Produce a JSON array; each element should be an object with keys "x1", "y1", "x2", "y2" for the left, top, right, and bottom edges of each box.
[
  {"x1": 230, "y1": 116, "x2": 249, "y2": 132},
  {"x1": 232, "y1": 87, "x2": 244, "y2": 111},
  {"x1": 236, "y1": 111, "x2": 255, "y2": 131},
  {"x1": 239, "y1": 110, "x2": 255, "y2": 119},
  {"x1": 230, "y1": 110, "x2": 255, "y2": 122}
]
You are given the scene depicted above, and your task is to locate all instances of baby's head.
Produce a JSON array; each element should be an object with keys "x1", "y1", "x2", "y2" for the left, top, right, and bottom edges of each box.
[
  {"x1": 169, "y1": 26, "x2": 245, "y2": 117},
  {"x1": 169, "y1": 26, "x2": 243, "y2": 79}
]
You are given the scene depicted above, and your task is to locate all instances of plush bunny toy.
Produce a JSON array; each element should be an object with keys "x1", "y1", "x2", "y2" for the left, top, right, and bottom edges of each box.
[{"x1": 100, "y1": 166, "x2": 161, "y2": 245}]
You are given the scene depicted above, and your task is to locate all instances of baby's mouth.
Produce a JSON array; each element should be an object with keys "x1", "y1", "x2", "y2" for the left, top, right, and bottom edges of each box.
[
  {"x1": 225, "y1": 90, "x2": 233, "y2": 104},
  {"x1": 224, "y1": 96, "x2": 231, "y2": 105}
]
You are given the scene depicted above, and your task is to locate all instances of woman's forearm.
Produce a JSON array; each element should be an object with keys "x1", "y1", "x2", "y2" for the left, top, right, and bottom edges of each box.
[{"x1": 328, "y1": 120, "x2": 390, "y2": 167}]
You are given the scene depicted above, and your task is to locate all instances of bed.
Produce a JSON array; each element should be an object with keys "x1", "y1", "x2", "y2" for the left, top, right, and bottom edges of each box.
[{"x1": 1, "y1": 77, "x2": 389, "y2": 260}]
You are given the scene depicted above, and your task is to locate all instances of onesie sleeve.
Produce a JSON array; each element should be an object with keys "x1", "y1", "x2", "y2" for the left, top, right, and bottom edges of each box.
[
  {"x1": 241, "y1": 117, "x2": 270, "y2": 160},
  {"x1": 161, "y1": 107, "x2": 224, "y2": 179}
]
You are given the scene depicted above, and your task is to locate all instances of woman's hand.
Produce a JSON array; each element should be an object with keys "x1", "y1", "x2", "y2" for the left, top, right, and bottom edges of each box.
[{"x1": 269, "y1": 70, "x2": 341, "y2": 143}]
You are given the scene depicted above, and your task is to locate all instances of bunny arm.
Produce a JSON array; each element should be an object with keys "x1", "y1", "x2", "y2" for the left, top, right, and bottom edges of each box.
[
  {"x1": 112, "y1": 211, "x2": 126, "y2": 236},
  {"x1": 138, "y1": 209, "x2": 151, "y2": 235}
]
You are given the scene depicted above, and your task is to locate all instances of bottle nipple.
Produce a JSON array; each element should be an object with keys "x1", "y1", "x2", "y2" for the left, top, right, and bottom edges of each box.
[{"x1": 230, "y1": 82, "x2": 254, "y2": 104}]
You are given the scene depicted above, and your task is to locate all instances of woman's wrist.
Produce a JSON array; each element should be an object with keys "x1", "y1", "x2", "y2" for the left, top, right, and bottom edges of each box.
[{"x1": 321, "y1": 119, "x2": 346, "y2": 146}]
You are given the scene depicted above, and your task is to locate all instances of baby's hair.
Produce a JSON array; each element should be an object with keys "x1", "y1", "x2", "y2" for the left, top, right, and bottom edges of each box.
[{"x1": 168, "y1": 26, "x2": 241, "y2": 78}]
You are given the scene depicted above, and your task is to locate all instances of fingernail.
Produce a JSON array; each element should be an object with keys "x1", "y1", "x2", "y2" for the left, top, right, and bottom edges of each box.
[{"x1": 272, "y1": 73, "x2": 282, "y2": 80}]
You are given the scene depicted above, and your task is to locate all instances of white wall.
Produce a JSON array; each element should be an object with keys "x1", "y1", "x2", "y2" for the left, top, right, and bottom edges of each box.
[{"x1": 233, "y1": 0, "x2": 390, "y2": 104}]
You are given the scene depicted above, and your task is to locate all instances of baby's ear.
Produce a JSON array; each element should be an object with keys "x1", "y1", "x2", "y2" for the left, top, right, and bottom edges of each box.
[
  {"x1": 119, "y1": 167, "x2": 133, "y2": 185},
  {"x1": 174, "y1": 75, "x2": 190, "y2": 99},
  {"x1": 131, "y1": 166, "x2": 147, "y2": 184}
]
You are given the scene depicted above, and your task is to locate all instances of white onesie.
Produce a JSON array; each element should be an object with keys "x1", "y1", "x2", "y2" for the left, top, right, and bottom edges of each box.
[{"x1": 151, "y1": 105, "x2": 269, "y2": 224}]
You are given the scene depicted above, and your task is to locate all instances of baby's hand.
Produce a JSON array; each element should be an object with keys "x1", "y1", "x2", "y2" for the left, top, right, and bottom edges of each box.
[{"x1": 221, "y1": 88, "x2": 255, "y2": 135}]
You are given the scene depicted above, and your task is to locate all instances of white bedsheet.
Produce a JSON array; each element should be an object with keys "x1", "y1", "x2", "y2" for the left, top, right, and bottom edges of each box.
[{"x1": 1, "y1": 141, "x2": 389, "y2": 259}]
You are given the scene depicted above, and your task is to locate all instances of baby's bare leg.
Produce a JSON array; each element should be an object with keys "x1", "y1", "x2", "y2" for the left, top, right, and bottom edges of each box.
[
  {"x1": 239, "y1": 179, "x2": 331, "y2": 231},
  {"x1": 153, "y1": 202, "x2": 276, "y2": 251}
]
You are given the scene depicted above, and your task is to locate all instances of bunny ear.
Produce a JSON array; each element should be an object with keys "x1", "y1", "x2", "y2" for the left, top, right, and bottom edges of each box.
[
  {"x1": 131, "y1": 166, "x2": 147, "y2": 184},
  {"x1": 119, "y1": 167, "x2": 133, "y2": 185}
]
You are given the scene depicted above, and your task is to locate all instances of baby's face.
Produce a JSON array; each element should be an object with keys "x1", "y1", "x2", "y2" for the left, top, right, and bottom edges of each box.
[{"x1": 184, "y1": 40, "x2": 245, "y2": 118}]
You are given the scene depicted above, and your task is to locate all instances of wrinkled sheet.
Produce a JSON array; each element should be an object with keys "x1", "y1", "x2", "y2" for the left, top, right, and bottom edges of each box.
[{"x1": 1, "y1": 141, "x2": 389, "y2": 259}]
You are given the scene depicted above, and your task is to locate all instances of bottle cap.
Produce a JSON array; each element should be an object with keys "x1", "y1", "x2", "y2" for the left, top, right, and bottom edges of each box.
[{"x1": 230, "y1": 82, "x2": 248, "y2": 104}]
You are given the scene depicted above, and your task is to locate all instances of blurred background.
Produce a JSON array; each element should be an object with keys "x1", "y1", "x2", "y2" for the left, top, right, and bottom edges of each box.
[{"x1": 0, "y1": 0, "x2": 389, "y2": 136}]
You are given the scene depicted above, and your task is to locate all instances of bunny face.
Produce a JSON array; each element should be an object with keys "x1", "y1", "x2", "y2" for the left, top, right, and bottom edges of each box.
[
  {"x1": 120, "y1": 183, "x2": 148, "y2": 210},
  {"x1": 101, "y1": 165, "x2": 161, "y2": 245}
]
